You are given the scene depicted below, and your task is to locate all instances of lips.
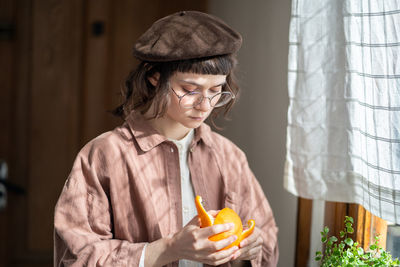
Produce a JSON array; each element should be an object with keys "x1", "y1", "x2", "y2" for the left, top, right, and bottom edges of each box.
[{"x1": 189, "y1": 116, "x2": 204, "y2": 121}]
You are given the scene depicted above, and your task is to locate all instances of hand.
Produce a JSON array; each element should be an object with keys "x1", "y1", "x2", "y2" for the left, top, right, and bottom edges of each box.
[
  {"x1": 168, "y1": 211, "x2": 239, "y2": 265},
  {"x1": 231, "y1": 226, "x2": 263, "y2": 261}
]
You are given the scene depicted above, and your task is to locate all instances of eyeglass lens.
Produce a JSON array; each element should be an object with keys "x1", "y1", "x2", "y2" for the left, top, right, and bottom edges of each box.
[{"x1": 180, "y1": 92, "x2": 232, "y2": 108}]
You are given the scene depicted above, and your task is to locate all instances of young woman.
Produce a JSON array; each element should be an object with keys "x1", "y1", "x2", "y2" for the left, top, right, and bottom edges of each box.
[{"x1": 54, "y1": 11, "x2": 278, "y2": 267}]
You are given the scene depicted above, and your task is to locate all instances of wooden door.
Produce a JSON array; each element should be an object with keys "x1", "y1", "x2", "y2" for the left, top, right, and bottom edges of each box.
[
  {"x1": 0, "y1": 1, "x2": 206, "y2": 266},
  {"x1": 1, "y1": 1, "x2": 84, "y2": 266}
]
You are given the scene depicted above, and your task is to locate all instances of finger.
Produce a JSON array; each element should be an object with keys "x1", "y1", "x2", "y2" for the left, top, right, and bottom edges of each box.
[
  {"x1": 199, "y1": 223, "x2": 234, "y2": 238},
  {"x1": 205, "y1": 245, "x2": 239, "y2": 265},
  {"x1": 208, "y1": 210, "x2": 220, "y2": 217},
  {"x1": 184, "y1": 215, "x2": 201, "y2": 227},
  {"x1": 235, "y1": 244, "x2": 262, "y2": 261},
  {"x1": 187, "y1": 215, "x2": 200, "y2": 226},
  {"x1": 240, "y1": 227, "x2": 262, "y2": 248},
  {"x1": 240, "y1": 236, "x2": 263, "y2": 252},
  {"x1": 239, "y1": 231, "x2": 257, "y2": 248},
  {"x1": 207, "y1": 234, "x2": 238, "y2": 251},
  {"x1": 234, "y1": 237, "x2": 263, "y2": 261}
]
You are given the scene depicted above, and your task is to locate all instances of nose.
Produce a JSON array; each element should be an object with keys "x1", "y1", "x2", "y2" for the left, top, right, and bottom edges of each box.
[{"x1": 195, "y1": 96, "x2": 212, "y2": 112}]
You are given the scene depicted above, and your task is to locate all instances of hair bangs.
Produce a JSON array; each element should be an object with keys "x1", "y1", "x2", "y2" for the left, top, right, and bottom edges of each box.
[{"x1": 172, "y1": 55, "x2": 236, "y2": 75}]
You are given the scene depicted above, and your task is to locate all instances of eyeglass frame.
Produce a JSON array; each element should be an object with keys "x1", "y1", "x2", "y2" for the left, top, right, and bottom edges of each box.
[{"x1": 170, "y1": 87, "x2": 235, "y2": 109}]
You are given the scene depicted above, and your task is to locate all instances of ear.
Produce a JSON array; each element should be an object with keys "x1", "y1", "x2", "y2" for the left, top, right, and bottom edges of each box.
[{"x1": 148, "y1": 72, "x2": 160, "y2": 87}]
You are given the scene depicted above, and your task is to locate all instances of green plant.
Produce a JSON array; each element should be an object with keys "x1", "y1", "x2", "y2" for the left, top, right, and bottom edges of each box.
[{"x1": 315, "y1": 216, "x2": 400, "y2": 266}]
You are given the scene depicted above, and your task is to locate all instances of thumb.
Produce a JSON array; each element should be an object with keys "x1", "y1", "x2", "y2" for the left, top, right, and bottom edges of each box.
[
  {"x1": 208, "y1": 210, "x2": 220, "y2": 217},
  {"x1": 184, "y1": 215, "x2": 201, "y2": 227}
]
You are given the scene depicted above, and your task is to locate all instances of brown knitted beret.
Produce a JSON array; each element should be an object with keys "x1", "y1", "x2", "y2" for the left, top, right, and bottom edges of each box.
[{"x1": 133, "y1": 11, "x2": 242, "y2": 62}]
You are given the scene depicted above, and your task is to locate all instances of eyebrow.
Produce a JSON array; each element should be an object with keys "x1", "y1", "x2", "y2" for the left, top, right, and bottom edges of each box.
[{"x1": 178, "y1": 80, "x2": 226, "y2": 88}]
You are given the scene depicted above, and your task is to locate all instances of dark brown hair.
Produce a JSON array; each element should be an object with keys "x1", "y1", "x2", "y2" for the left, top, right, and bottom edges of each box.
[{"x1": 112, "y1": 54, "x2": 240, "y2": 123}]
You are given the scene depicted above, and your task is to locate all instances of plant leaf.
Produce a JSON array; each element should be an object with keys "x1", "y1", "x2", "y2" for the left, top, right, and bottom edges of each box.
[
  {"x1": 344, "y1": 238, "x2": 354, "y2": 246},
  {"x1": 340, "y1": 230, "x2": 345, "y2": 238},
  {"x1": 330, "y1": 236, "x2": 338, "y2": 242},
  {"x1": 315, "y1": 215, "x2": 399, "y2": 265}
]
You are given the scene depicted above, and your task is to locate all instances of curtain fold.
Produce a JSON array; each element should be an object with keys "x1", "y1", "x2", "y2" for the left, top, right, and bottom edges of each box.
[{"x1": 284, "y1": 0, "x2": 400, "y2": 223}]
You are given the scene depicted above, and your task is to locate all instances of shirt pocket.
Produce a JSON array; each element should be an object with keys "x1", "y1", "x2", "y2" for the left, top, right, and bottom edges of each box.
[{"x1": 224, "y1": 191, "x2": 239, "y2": 214}]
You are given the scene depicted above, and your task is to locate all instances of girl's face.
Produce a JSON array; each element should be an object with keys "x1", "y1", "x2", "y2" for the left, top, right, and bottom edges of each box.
[
  {"x1": 148, "y1": 71, "x2": 227, "y2": 139},
  {"x1": 166, "y1": 71, "x2": 227, "y2": 128}
]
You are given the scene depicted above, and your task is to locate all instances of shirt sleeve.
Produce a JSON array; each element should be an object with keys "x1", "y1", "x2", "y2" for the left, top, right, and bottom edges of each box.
[
  {"x1": 54, "y1": 144, "x2": 146, "y2": 267},
  {"x1": 237, "y1": 153, "x2": 279, "y2": 267}
]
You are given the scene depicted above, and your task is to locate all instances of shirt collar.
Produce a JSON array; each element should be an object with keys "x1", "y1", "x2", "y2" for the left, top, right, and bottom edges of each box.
[
  {"x1": 125, "y1": 111, "x2": 213, "y2": 152},
  {"x1": 168, "y1": 129, "x2": 195, "y2": 151}
]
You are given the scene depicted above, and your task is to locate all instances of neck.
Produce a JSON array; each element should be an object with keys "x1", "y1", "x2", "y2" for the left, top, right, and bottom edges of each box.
[{"x1": 147, "y1": 116, "x2": 191, "y2": 140}]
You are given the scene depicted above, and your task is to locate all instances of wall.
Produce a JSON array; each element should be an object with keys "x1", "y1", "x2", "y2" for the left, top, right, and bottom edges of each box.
[{"x1": 208, "y1": 1, "x2": 297, "y2": 266}]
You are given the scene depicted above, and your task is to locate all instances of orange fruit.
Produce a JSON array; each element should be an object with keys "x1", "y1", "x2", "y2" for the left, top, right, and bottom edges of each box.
[{"x1": 195, "y1": 195, "x2": 255, "y2": 250}]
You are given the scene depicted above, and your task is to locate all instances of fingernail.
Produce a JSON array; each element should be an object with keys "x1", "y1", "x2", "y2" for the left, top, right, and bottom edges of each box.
[
  {"x1": 232, "y1": 235, "x2": 238, "y2": 241},
  {"x1": 228, "y1": 223, "x2": 234, "y2": 228}
]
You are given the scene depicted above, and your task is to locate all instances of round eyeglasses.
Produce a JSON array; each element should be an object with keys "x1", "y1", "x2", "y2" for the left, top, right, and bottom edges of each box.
[{"x1": 170, "y1": 88, "x2": 235, "y2": 109}]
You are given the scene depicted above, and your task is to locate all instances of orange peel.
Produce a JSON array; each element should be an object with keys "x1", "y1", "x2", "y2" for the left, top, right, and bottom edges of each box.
[{"x1": 195, "y1": 195, "x2": 255, "y2": 250}]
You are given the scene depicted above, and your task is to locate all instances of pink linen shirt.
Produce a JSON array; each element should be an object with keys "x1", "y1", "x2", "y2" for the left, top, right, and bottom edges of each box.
[{"x1": 54, "y1": 111, "x2": 279, "y2": 267}]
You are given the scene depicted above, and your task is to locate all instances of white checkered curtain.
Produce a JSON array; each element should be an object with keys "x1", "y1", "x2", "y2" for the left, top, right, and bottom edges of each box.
[{"x1": 284, "y1": 0, "x2": 400, "y2": 223}]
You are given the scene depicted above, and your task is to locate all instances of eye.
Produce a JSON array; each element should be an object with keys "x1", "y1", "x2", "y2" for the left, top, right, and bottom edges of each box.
[
  {"x1": 182, "y1": 85, "x2": 197, "y2": 93},
  {"x1": 210, "y1": 86, "x2": 222, "y2": 94}
]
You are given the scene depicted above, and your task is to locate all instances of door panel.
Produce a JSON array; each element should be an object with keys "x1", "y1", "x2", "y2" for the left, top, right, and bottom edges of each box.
[
  {"x1": 0, "y1": 0, "x2": 15, "y2": 266},
  {"x1": 28, "y1": 0, "x2": 83, "y2": 252}
]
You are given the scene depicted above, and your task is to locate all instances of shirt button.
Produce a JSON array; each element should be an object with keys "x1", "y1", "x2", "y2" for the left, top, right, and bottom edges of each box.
[{"x1": 183, "y1": 206, "x2": 189, "y2": 213}]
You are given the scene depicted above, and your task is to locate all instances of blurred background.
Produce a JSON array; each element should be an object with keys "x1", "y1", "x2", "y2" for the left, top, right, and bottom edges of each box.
[{"x1": 0, "y1": 0, "x2": 295, "y2": 266}]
